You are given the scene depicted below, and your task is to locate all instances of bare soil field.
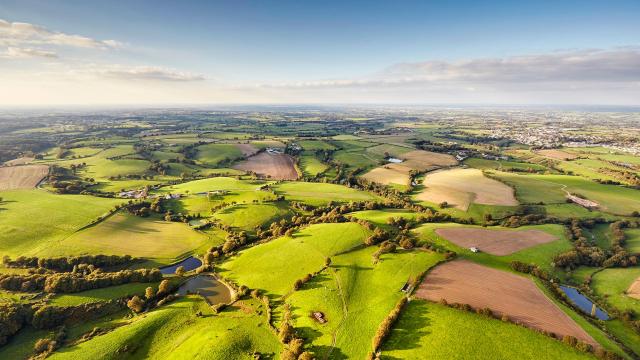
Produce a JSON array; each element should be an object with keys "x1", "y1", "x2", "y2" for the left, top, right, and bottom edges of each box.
[
  {"x1": 416, "y1": 260, "x2": 596, "y2": 346},
  {"x1": 0, "y1": 165, "x2": 49, "y2": 190},
  {"x1": 233, "y1": 152, "x2": 298, "y2": 180},
  {"x1": 435, "y1": 227, "x2": 557, "y2": 255},
  {"x1": 416, "y1": 168, "x2": 518, "y2": 210},
  {"x1": 235, "y1": 143, "x2": 259, "y2": 157},
  {"x1": 628, "y1": 277, "x2": 640, "y2": 300},
  {"x1": 536, "y1": 149, "x2": 578, "y2": 160},
  {"x1": 3, "y1": 157, "x2": 35, "y2": 166}
]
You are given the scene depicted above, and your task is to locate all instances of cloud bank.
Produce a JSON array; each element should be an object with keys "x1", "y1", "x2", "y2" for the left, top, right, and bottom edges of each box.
[{"x1": 0, "y1": 19, "x2": 122, "y2": 49}]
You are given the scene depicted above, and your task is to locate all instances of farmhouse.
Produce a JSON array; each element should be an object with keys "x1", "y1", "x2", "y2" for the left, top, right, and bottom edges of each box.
[
  {"x1": 312, "y1": 311, "x2": 327, "y2": 324},
  {"x1": 469, "y1": 247, "x2": 480, "y2": 253}
]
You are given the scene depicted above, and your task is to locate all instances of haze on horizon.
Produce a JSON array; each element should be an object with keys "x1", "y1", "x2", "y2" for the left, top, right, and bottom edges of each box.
[{"x1": 1, "y1": 0, "x2": 639, "y2": 107}]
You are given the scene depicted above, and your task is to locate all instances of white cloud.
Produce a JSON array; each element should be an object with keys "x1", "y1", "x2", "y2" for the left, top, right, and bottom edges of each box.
[
  {"x1": 0, "y1": 18, "x2": 121, "y2": 49},
  {"x1": 0, "y1": 46, "x2": 57, "y2": 58},
  {"x1": 74, "y1": 64, "x2": 206, "y2": 82}
]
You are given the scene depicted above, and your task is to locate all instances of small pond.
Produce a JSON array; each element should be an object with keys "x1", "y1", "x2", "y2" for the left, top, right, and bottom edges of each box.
[
  {"x1": 159, "y1": 256, "x2": 202, "y2": 275},
  {"x1": 178, "y1": 275, "x2": 232, "y2": 305},
  {"x1": 560, "y1": 285, "x2": 609, "y2": 320}
]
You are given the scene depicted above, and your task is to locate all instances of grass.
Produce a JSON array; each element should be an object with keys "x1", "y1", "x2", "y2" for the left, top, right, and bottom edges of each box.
[
  {"x1": 381, "y1": 300, "x2": 595, "y2": 360},
  {"x1": 219, "y1": 222, "x2": 371, "y2": 296},
  {"x1": 298, "y1": 140, "x2": 337, "y2": 150},
  {"x1": 212, "y1": 202, "x2": 290, "y2": 232},
  {"x1": 414, "y1": 223, "x2": 572, "y2": 273},
  {"x1": 273, "y1": 181, "x2": 379, "y2": 206},
  {"x1": 491, "y1": 172, "x2": 640, "y2": 215},
  {"x1": 0, "y1": 190, "x2": 123, "y2": 257},
  {"x1": 287, "y1": 247, "x2": 444, "y2": 359},
  {"x1": 195, "y1": 144, "x2": 244, "y2": 167},
  {"x1": 624, "y1": 228, "x2": 640, "y2": 253},
  {"x1": 160, "y1": 177, "x2": 268, "y2": 194},
  {"x1": 44, "y1": 213, "x2": 211, "y2": 266},
  {"x1": 49, "y1": 282, "x2": 161, "y2": 306},
  {"x1": 299, "y1": 154, "x2": 328, "y2": 176},
  {"x1": 464, "y1": 157, "x2": 547, "y2": 172},
  {"x1": 591, "y1": 268, "x2": 640, "y2": 313},
  {"x1": 50, "y1": 296, "x2": 281, "y2": 360},
  {"x1": 349, "y1": 209, "x2": 418, "y2": 230}
]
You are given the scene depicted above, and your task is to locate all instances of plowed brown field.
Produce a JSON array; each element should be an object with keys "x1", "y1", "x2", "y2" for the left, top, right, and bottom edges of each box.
[
  {"x1": 435, "y1": 227, "x2": 557, "y2": 255},
  {"x1": 233, "y1": 152, "x2": 298, "y2": 180},
  {"x1": 416, "y1": 260, "x2": 596, "y2": 346},
  {"x1": 0, "y1": 165, "x2": 49, "y2": 190}
]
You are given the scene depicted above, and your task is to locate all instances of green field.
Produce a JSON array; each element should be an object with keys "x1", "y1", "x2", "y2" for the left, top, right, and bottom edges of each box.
[
  {"x1": 381, "y1": 300, "x2": 594, "y2": 360},
  {"x1": 465, "y1": 157, "x2": 547, "y2": 172},
  {"x1": 212, "y1": 203, "x2": 290, "y2": 232},
  {"x1": 624, "y1": 228, "x2": 640, "y2": 253},
  {"x1": 350, "y1": 209, "x2": 418, "y2": 229},
  {"x1": 288, "y1": 247, "x2": 444, "y2": 359},
  {"x1": 298, "y1": 139, "x2": 337, "y2": 150},
  {"x1": 591, "y1": 268, "x2": 640, "y2": 313},
  {"x1": 274, "y1": 181, "x2": 379, "y2": 206},
  {"x1": 299, "y1": 154, "x2": 329, "y2": 176},
  {"x1": 44, "y1": 213, "x2": 211, "y2": 266},
  {"x1": 0, "y1": 190, "x2": 123, "y2": 257},
  {"x1": 49, "y1": 282, "x2": 161, "y2": 306},
  {"x1": 220, "y1": 222, "x2": 371, "y2": 296},
  {"x1": 49, "y1": 297, "x2": 281, "y2": 360},
  {"x1": 491, "y1": 172, "x2": 640, "y2": 215},
  {"x1": 195, "y1": 144, "x2": 244, "y2": 167}
]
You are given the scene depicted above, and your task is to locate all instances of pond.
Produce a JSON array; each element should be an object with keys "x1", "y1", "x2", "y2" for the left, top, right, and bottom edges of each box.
[
  {"x1": 159, "y1": 256, "x2": 202, "y2": 275},
  {"x1": 178, "y1": 275, "x2": 232, "y2": 305},
  {"x1": 560, "y1": 285, "x2": 609, "y2": 320}
]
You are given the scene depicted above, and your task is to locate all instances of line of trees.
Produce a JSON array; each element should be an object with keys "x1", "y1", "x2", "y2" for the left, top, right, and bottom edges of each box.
[{"x1": 2, "y1": 254, "x2": 135, "y2": 272}]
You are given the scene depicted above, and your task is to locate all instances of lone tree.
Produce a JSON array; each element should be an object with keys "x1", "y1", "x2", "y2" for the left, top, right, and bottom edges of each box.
[
  {"x1": 127, "y1": 295, "x2": 145, "y2": 313},
  {"x1": 158, "y1": 279, "x2": 171, "y2": 294},
  {"x1": 175, "y1": 266, "x2": 185, "y2": 277},
  {"x1": 145, "y1": 286, "x2": 155, "y2": 300}
]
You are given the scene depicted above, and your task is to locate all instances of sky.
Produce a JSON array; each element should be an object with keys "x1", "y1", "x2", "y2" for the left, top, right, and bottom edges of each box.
[{"x1": 0, "y1": 0, "x2": 639, "y2": 106}]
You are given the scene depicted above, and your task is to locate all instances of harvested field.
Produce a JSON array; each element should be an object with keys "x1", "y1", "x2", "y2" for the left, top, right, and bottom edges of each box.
[
  {"x1": 235, "y1": 143, "x2": 259, "y2": 157},
  {"x1": 536, "y1": 149, "x2": 578, "y2": 160},
  {"x1": 362, "y1": 150, "x2": 457, "y2": 186},
  {"x1": 628, "y1": 277, "x2": 640, "y2": 300},
  {"x1": 417, "y1": 168, "x2": 518, "y2": 210},
  {"x1": 435, "y1": 227, "x2": 557, "y2": 255},
  {"x1": 233, "y1": 152, "x2": 298, "y2": 180},
  {"x1": 361, "y1": 166, "x2": 410, "y2": 186},
  {"x1": 400, "y1": 150, "x2": 457, "y2": 170},
  {"x1": 3, "y1": 157, "x2": 34, "y2": 166},
  {"x1": 0, "y1": 165, "x2": 48, "y2": 190},
  {"x1": 416, "y1": 260, "x2": 596, "y2": 346}
]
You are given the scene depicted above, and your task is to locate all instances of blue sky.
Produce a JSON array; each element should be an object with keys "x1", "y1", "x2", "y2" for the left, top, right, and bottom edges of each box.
[{"x1": 1, "y1": 0, "x2": 639, "y2": 105}]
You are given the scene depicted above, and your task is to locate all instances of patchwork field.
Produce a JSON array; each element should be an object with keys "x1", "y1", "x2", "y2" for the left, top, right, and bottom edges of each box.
[
  {"x1": 416, "y1": 168, "x2": 518, "y2": 210},
  {"x1": 45, "y1": 213, "x2": 211, "y2": 266},
  {"x1": 382, "y1": 300, "x2": 594, "y2": 360},
  {"x1": 400, "y1": 149, "x2": 457, "y2": 170},
  {"x1": 362, "y1": 150, "x2": 457, "y2": 186},
  {"x1": 435, "y1": 227, "x2": 557, "y2": 255},
  {"x1": 233, "y1": 152, "x2": 298, "y2": 180},
  {"x1": 416, "y1": 260, "x2": 596, "y2": 346},
  {"x1": 0, "y1": 165, "x2": 48, "y2": 190}
]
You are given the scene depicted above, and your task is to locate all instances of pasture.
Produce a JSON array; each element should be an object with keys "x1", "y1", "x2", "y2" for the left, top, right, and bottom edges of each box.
[
  {"x1": 273, "y1": 181, "x2": 379, "y2": 206},
  {"x1": 415, "y1": 168, "x2": 518, "y2": 210},
  {"x1": 219, "y1": 222, "x2": 371, "y2": 296},
  {"x1": 212, "y1": 203, "x2": 290, "y2": 232},
  {"x1": 195, "y1": 143, "x2": 244, "y2": 167},
  {"x1": 0, "y1": 190, "x2": 123, "y2": 257},
  {"x1": 536, "y1": 149, "x2": 578, "y2": 160},
  {"x1": 47, "y1": 213, "x2": 211, "y2": 266},
  {"x1": 299, "y1": 154, "x2": 328, "y2": 176},
  {"x1": 0, "y1": 165, "x2": 48, "y2": 190},
  {"x1": 288, "y1": 247, "x2": 444, "y2": 359},
  {"x1": 591, "y1": 268, "x2": 640, "y2": 312},
  {"x1": 381, "y1": 300, "x2": 594, "y2": 360},
  {"x1": 233, "y1": 152, "x2": 299, "y2": 180},
  {"x1": 49, "y1": 296, "x2": 281, "y2": 360},
  {"x1": 416, "y1": 260, "x2": 596, "y2": 346}
]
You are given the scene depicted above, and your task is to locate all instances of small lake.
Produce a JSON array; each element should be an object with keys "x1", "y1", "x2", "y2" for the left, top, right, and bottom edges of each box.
[
  {"x1": 178, "y1": 275, "x2": 232, "y2": 305},
  {"x1": 560, "y1": 285, "x2": 609, "y2": 320},
  {"x1": 159, "y1": 256, "x2": 202, "y2": 275}
]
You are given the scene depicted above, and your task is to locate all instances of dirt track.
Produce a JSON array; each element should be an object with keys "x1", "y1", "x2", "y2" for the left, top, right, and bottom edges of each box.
[
  {"x1": 0, "y1": 165, "x2": 49, "y2": 190},
  {"x1": 416, "y1": 260, "x2": 597, "y2": 346},
  {"x1": 435, "y1": 227, "x2": 557, "y2": 255},
  {"x1": 233, "y1": 152, "x2": 298, "y2": 180}
]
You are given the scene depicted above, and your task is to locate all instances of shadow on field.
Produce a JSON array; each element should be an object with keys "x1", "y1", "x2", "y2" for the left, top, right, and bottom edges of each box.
[
  {"x1": 299, "y1": 272, "x2": 331, "y2": 290},
  {"x1": 381, "y1": 301, "x2": 432, "y2": 352},
  {"x1": 313, "y1": 345, "x2": 348, "y2": 360}
]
